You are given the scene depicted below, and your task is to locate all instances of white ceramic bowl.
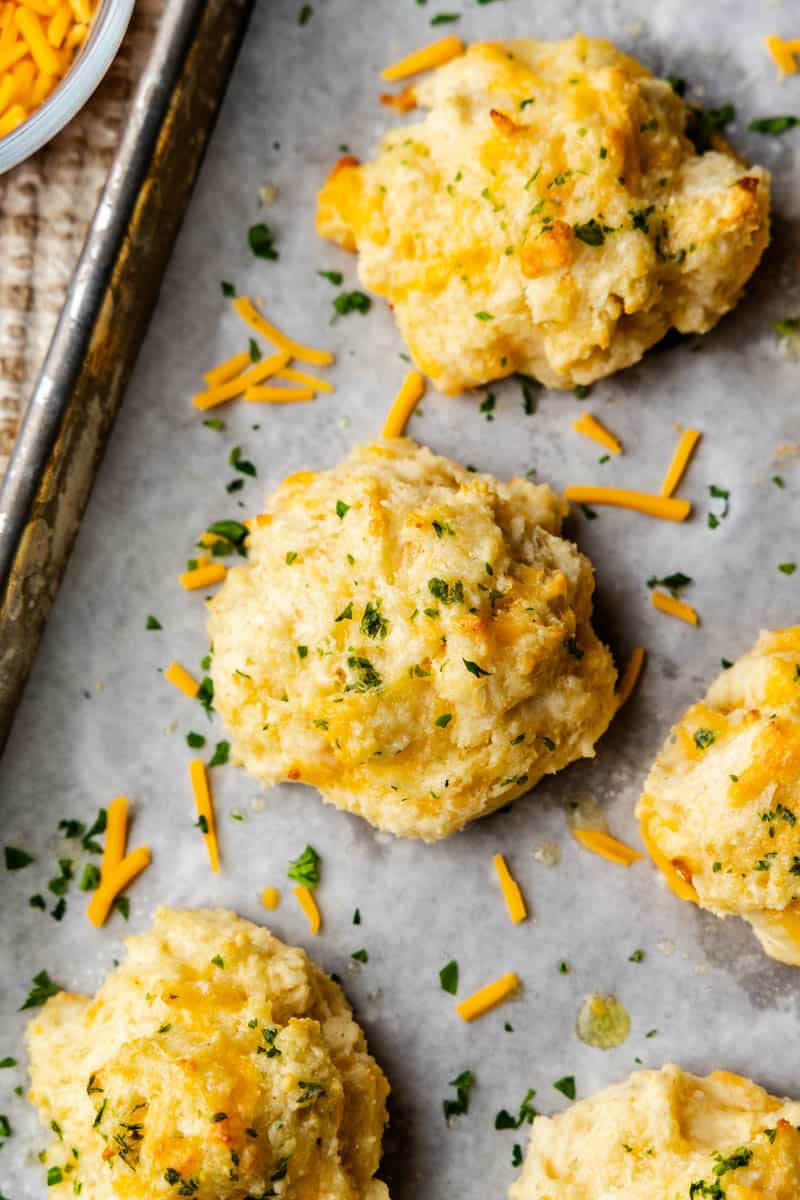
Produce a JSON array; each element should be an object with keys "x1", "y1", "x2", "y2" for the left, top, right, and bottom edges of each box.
[{"x1": 0, "y1": 0, "x2": 135, "y2": 175}]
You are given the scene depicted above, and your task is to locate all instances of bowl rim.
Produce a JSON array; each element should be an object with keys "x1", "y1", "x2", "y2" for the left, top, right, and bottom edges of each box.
[{"x1": 0, "y1": 0, "x2": 136, "y2": 175}]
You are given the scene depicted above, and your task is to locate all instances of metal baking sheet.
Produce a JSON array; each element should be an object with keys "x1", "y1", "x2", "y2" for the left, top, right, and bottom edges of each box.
[{"x1": 1, "y1": 1, "x2": 799, "y2": 1197}]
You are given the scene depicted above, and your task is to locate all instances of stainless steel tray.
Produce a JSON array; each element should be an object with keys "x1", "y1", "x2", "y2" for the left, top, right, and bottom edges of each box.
[{"x1": 0, "y1": 0, "x2": 254, "y2": 748}]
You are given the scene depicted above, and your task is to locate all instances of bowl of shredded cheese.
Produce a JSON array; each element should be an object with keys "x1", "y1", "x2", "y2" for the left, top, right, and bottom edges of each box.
[{"x1": 0, "y1": 0, "x2": 134, "y2": 173}]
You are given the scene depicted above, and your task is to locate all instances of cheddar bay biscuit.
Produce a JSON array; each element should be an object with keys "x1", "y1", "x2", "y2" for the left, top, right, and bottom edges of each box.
[
  {"x1": 27, "y1": 908, "x2": 390, "y2": 1200},
  {"x1": 207, "y1": 439, "x2": 616, "y2": 840},
  {"x1": 638, "y1": 628, "x2": 800, "y2": 964},
  {"x1": 318, "y1": 35, "x2": 770, "y2": 393}
]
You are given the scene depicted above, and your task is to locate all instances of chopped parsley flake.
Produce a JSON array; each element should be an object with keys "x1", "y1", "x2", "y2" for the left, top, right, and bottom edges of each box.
[
  {"x1": 436, "y1": 713, "x2": 453, "y2": 728},
  {"x1": 345, "y1": 655, "x2": 383, "y2": 692},
  {"x1": 4, "y1": 846, "x2": 34, "y2": 870},
  {"x1": 693, "y1": 728, "x2": 716, "y2": 751},
  {"x1": 335, "y1": 602, "x2": 353, "y2": 622},
  {"x1": 332, "y1": 291, "x2": 371, "y2": 318},
  {"x1": 360, "y1": 601, "x2": 389, "y2": 639},
  {"x1": 248, "y1": 222, "x2": 278, "y2": 260},
  {"x1": 318, "y1": 270, "x2": 343, "y2": 285},
  {"x1": 553, "y1": 1076, "x2": 576, "y2": 1100},
  {"x1": 495, "y1": 1087, "x2": 537, "y2": 1129},
  {"x1": 186, "y1": 731, "x2": 205, "y2": 749},
  {"x1": 779, "y1": 562, "x2": 797, "y2": 575},
  {"x1": 443, "y1": 1070, "x2": 474, "y2": 1120},
  {"x1": 749, "y1": 115, "x2": 799, "y2": 135},
  {"x1": 463, "y1": 658, "x2": 491, "y2": 678},
  {"x1": 229, "y1": 446, "x2": 256, "y2": 477},
  {"x1": 573, "y1": 219, "x2": 605, "y2": 246},
  {"x1": 336, "y1": 499, "x2": 351, "y2": 519},
  {"x1": 20, "y1": 970, "x2": 60, "y2": 1010},
  {"x1": 351, "y1": 948, "x2": 368, "y2": 962},
  {"x1": 211, "y1": 954, "x2": 224, "y2": 968},
  {"x1": 428, "y1": 578, "x2": 464, "y2": 606},
  {"x1": 209, "y1": 740, "x2": 230, "y2": 767},
  {"x1": 145, "y1": 614, "x2": 162, "y2": 630},
  {"x1": 439, "y1": 960, "x2": 458, "y2": 994},
  {"x1": 647, "y1": 572, "x2": 691, "y2": 596},
  {"x1": 288, "y1": 845, "x2": 320, "y2": 890},
  {"x1": 474, "y1": 311, "x2": 494, "y2": 321},
  {"x1": 629, "y1": 948, "x2": 645, "y2": 963}
]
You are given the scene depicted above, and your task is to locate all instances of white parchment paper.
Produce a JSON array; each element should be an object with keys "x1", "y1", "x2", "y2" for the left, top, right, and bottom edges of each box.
[{"x1": 2, "y1": 0, "x2": 800, "y2": 1196}]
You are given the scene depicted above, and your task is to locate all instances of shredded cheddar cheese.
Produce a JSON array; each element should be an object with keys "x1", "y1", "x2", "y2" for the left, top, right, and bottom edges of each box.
[
  {"x1": 493, "y1": 853, "x2": 527, "y2": 924},
  {"x1": 261, "y1": 886, "x2": 281, "y2": 910},
  {"x1": 233, "y1": 297, "x2": 334, "y2": 366},
  {"x1": 651, "y1": 591, "x2": 699, "y2": 626},
  {"x1": 381, "y1": 35, "x2": 464, "y2": 82},
  {"x1": 572, "y1": 412, "x2": 622, "y2": 455},
  {"x1": 572, "y1": 828, "x2": 643, "y2": 867},
  {"x1": 204, "y1": 350, "x2": 252, "y2": 389},
  {"x1": 0, "y1": 1, "x2": 95, "y2": 136},
  {"x1": 456, "y1": 971, "x2": 520, "y2": 1021},
  {"x1": 660, "y1": 428, "x2": 701, "y2": 498},
  {"x1": 765, "y1": 34, "x2": 800, "y2": 75},
  {"x1": 165, "y1": 660, "x2": 200, "y2": 699},
  {"x1": 640, "y1": 815, "x2": 699, "y2": 903},
  {"x1": 86, "y1": 796, "x2": 151, "y2": 928},
  {"x1": 616, "y1": 646, "x2": 646, "y2": 709},
  {"x1": 276, "y1": 366, "x2": 335, "y2": 393},
  {"x1": 565, "y1": 486, "x2": 691, "y2": 522},
  {"x1": 87, "y1": 846, "x2": 151, "y2": 928},
  {"x1": 189, "y1": 758, "x2": 220, "y2": 873},
  {"x1": 383, "y1": 370, "x2": 426, "y2": 437},
  {"x1": 293, "y1": 884, "x2": 321, "y2": 934},
  {"x1": 192, "y1": 350, "x2": 291, "y2": 410},
  {"x1": 179, "y1": 562, "x2": 228, "y2": 590},
  {"x1": 243, "y1": 385, "x2": 315, "y2": 403}
]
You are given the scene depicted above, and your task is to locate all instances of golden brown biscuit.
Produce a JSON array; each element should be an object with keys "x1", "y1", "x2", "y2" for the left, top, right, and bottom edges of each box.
[
  {"x1": 638, "y1": 627, "x2": 800, "y2": 964},
  {"x1": 318, "y1": 36, "x2": 770, "y2": 393},
  {"x1": 510, "y1": 1065, "x2": 800, "y2": 1200},
  {"x1": 207, "y1": 439, "x2": 616, "y2": 840},
  {"x1": 27, "y1": 908, "x2": 390, "y2": 1200}
]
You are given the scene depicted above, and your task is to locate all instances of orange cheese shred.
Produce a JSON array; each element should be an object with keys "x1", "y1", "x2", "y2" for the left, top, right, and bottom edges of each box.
[
  {"x1": 232, "y1": 297, "x2": 334, "y2": 366},
  {"x1": 164, "y1": 660, "x2": 200, "y2": 699},
  {"x1": 616, "y1": 646, "x2": 646, "y2": 709},
  {"x1": 204, "y1": 350, "x2": 252, "y2": 389},
  {"x1": 381, "y1": 35, "x2": 464, "y2": 81},
  {"x1": 293, "y1": 885, "x2": 321, "y2": 934},
  {"x1": 192, "y1": 350, "x2": 291, "y2": 410},
  {"x1": 640, "y1": 815, "x2": 699, "y2": 903},
  {"x1": 651, "y1": 591, "x2": 699, "y2": 626},
  {"x1": 276, "y1": 367, "x2": 335, "y2": 394},
  {"x1": 189, "y1": 758, "x2": 220, "y2": 873},
  {"x1": 103, "y1": 796, "x2": 128, "y2": 873},
  {"x1": 261, "y1": 887, "x2": 281, "y2": 911},
  {"x1": 383, "y1": 370, "x2": 426, "y2": 437},
  {"x1": 660, "y1": 428, "x2": 701, "y2": 498},
  {"x1": 565, "y1": 486, "x2": 691, "y2": 522},
  {"x1": 456, "y1": 971, "x2": 520, "y2": 1021},
  {"x1": 572, "y1": 412, "x2": 622, "y2": 455},
  {"x1": 14, "y1": 7, "x2": 61, "y2": 76},
  {"x1": 87, "y1": 846, "x2": 151, "y2": 928},
  {"x1": 243, "y1": 385, "x2": 315, "y2": 404},
  {"x1": 572, "y1": 828, "x2": 643, "y2": 867},
  {"x1": 765, "y1": 35, "x2": 800, "y2": 75},
  {"x1": 179, "y1": 562, "x2": 228, "y2": 590},
  {"x1": 493, "y1": 854, "x2": 527, "y2": 924}
]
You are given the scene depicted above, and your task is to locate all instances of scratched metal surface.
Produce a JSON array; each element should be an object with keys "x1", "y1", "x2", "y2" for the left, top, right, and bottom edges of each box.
[{"x1": 1, "y1": 1, "x2": 800, "y2": 1196}]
